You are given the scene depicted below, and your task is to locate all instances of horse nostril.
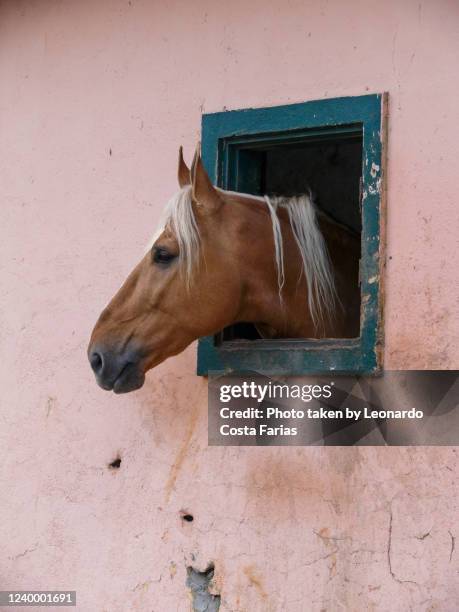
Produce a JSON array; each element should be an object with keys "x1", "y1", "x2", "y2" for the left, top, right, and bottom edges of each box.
[
  {"x1": 90, "y1": 351, "x2": 103, "y2": 374},
  {"x1": 88, "y1": 344, "x2": 144, "y2": 393}
]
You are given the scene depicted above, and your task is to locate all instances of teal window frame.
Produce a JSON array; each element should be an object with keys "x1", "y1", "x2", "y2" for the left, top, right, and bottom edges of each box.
[{"x1": 197, "y1": 93, "x2": 386, "y2": 376}]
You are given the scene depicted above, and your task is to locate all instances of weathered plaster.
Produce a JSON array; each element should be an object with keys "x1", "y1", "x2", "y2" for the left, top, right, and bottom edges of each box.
[{"x1": 1, "y1": 1, "x2": 458, "y2": 610}]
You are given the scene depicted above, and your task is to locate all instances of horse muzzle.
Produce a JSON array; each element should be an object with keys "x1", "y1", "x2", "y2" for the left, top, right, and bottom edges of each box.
[{"x1": 88, "y1": 344, "x2": 145, "y2": 393}]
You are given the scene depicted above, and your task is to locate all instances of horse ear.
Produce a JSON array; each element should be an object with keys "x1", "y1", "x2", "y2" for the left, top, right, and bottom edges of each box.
[
  {"x1": 191, "y1": 143, "x2": 222, "y2": 213},
  {"x1": 177, "y1": 146, "x2": 191, "y2": 188}
]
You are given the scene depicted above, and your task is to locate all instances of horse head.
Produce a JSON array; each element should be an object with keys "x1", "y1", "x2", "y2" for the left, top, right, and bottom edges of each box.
[{"x1": 88, "y1": 145, "x2": 356, "y2": 393}]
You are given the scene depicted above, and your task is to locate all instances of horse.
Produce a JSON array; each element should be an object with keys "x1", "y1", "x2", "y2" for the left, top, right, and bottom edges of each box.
[{"x1": 88, "y1": 145, "x2": 360, "y2": 393}]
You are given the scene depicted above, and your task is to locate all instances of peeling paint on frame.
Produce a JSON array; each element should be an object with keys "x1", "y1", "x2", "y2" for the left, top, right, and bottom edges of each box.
[{"x1": 197, "y1": 93, "x2": 387, "y2": 376}]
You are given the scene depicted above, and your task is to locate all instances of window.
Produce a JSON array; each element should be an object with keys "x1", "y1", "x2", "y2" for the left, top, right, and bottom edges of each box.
[{"x1": 197, "y1": 94, "x2": 386, "y2": 375}]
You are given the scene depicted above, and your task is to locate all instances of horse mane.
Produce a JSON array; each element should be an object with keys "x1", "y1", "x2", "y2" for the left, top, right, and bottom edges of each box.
[
  {"x1": 151, "y1": 186, "x2": 337, "y2": 330},
  {"x1": 264, "y1": 194, "x2": 338, "y2": 329}
]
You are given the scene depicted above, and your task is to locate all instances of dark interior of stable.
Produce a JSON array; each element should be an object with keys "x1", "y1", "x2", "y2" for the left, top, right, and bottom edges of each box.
[{"x1": 220, "y1": 130, "x2": 363, "y2": 342}]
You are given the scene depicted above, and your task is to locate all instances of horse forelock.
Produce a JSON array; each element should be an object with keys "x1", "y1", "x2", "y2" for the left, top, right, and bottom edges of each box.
[
  {"x1": 148, "y1": 186, "x2": 337, "y2": 329},
  {"x1": 147, "y1": 186, "x2": 199, "y2": 285}
]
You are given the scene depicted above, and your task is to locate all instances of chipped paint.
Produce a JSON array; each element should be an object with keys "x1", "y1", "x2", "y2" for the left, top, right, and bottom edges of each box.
[{"x1": 370, "y1": 162, "x2": 380, "y2": 178}]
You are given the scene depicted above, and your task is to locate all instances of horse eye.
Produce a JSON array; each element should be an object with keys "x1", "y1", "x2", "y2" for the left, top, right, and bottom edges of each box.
[{"x1": 152, "y1": 246, "x2": 177, "y2": 265}]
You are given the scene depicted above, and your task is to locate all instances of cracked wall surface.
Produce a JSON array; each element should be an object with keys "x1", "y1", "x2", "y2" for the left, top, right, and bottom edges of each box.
[{"x1": 0, "y1": 0, "x2": 458, "y2": 610}]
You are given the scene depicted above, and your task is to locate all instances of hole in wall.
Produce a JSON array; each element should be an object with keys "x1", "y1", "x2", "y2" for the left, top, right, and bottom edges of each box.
[
  {"x1": 186, "y1": 563, "x2": 220, "y2": 612},
  {"x1": 108, "y1": 457, "x2": 122, "y2": 469}
]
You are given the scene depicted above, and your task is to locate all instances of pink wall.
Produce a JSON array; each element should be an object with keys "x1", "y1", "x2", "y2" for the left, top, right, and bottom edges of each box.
[{"x1": 1, "y1": 0, "x2": 458, "y2": 610}]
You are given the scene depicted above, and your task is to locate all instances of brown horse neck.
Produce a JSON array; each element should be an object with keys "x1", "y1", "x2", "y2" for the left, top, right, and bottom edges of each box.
[{"x1": 225, "y1": 192, "x2": 360, "y2": 339}]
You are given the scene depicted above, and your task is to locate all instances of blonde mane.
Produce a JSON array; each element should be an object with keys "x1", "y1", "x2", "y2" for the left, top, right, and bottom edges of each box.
[{"x1": 150, "y1": 186, "x2": 337, "y2": 329}]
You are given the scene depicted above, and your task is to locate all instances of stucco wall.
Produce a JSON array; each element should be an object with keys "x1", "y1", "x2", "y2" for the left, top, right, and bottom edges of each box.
[{"x1": 1, "y1": 1, "x2": 458, "y2": 610}]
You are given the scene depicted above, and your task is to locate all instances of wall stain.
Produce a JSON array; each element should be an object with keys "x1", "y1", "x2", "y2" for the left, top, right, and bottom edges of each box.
[
  {"x1": 164, "y1": 403, "x2": 200, "y2": 503},
  {"x1": 243, "y1": 564, "x2": 268, "y2": 601}
]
